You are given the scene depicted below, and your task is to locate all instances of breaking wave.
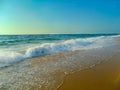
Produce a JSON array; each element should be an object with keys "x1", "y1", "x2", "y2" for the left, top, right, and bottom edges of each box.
[{"x1": 0, "y1": 35, "x2": 119, "y2": 68}]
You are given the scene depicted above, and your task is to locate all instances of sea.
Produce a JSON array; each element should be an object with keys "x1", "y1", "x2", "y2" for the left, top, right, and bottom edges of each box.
[
  {"x1": 0, "y1": 34, "x2": 120, "y2": 90},
  {"x1": 0, "y1": 34, "x2": 120, "y2": 68}
]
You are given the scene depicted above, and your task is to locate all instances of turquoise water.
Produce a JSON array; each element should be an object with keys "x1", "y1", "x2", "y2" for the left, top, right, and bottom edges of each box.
[
  {"x1": 0, "y1": 34, "x2": 118, "y2": 47},
  {"x1": 0, "y1": 34, "x2": 119, "y2": 67}
]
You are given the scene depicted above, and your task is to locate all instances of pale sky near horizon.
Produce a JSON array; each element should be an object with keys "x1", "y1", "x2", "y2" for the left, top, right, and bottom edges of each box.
[{"x1": 0, "y1": 0, "x2": 120, "y2": 34}]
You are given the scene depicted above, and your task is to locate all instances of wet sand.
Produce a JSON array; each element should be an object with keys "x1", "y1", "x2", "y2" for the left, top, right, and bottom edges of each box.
[
  {"x1": 0, "y1": 40, "x2": 120, "y2": 90},
  {"x1": 58, "y1": 53, "x2": 120, "y2": 90}
]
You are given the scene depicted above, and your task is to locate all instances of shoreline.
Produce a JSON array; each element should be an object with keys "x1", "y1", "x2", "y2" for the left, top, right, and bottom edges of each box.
[
  {"x1": 0, "y1": 40, "x2": 120, "y2": 90},
  {"x1": 58, "y1": 53, "x2": 120, "y2": 90}
]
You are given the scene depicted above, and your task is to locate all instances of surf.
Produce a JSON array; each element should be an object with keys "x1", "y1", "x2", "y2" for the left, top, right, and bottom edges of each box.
[{"x1": 0, "y1": 34, "x2": 119, "y2": 68}]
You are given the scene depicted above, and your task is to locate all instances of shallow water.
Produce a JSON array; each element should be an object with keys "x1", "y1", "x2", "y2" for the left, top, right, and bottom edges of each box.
[
  {"x1": 0, "y1": 34, "x2": 120, "y2": 90},
  {"x1": 0, "y1": 43, "x2": 120, "y2": 90}
]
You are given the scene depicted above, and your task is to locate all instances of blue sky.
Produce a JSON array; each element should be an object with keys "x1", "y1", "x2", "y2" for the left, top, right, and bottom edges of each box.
[{"x1": 0, "y1": 0, "x2": 120, "y2": 34}]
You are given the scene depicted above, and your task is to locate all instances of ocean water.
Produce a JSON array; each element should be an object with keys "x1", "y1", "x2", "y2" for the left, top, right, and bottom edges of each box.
[
  {"x1": 0, "y1": 34, "x2": 120, "y2": 68},
  {"x1": 0, "y1": 34, "x2": 120, "y2": 90}
]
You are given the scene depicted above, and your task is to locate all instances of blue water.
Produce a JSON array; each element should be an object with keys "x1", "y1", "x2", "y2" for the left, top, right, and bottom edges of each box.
[
  {"x1": 0, "y1": 34, "x2": 118, "y2": 47},
  {"x1": 0, "y1": 34, "x2": 120, "y2": 68}
]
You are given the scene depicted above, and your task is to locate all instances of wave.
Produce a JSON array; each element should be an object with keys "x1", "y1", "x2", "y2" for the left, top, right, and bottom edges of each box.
[
  {"x1": 0, "y1": 35, "x2": 119, "y2": 68},
  {"x1": 25, "y1": 35, "x2": 119, "y2": 57},
  {"x1": 0, "y1": 51, "x2": 25, "y2": 67}
]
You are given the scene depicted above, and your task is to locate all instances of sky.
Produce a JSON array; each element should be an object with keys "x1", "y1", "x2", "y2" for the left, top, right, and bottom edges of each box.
[{"x1": 0, "y1": 0, "x2": 120, "y2": 34}]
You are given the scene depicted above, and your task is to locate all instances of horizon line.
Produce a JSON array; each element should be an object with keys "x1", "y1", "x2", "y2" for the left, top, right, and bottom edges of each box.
[{"x1": 0, "y1": 33, "x2": 120, "y2": 35}]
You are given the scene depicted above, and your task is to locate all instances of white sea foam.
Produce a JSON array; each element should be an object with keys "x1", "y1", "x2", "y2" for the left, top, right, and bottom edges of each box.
[
  {"x1": 0, "y1": 35, "x2": 119, "y2": 68},
  {"x1": 0, "y1": 51, "x2": 25, "y2": 67},
  {"x1": 0, "y1": 35, "x2": 120, "y2": 89},
  {"x1": 25, "y1": 36, "x2": 117, "y2": 58}
]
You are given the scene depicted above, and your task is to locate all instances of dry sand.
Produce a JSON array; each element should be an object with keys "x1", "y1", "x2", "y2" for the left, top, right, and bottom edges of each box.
[{"x1": 58, "y1": 53, "x2": 120, "y2": 90}]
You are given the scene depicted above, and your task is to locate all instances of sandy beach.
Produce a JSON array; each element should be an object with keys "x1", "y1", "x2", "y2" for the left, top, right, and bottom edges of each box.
[
  {"x1": 24, "y1": 42, "x2": 120, "y2": 90},
  {"x1": 58, "y1": 53, "x2": 120, "y2": 90},
  {"x1": 0, "y1": 37, "x2": 120, "y2": 90},
  {"x1": 0, "y1": 0, "x2": 120, "y2": 89}
]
